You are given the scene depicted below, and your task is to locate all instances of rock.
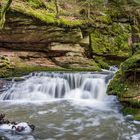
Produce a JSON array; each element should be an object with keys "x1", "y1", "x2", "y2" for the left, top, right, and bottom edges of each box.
[
  {"x1": 0, "y1": 56, "x2": 11, "y2": 68},
  {"x1": 53, "y1": 56, "x2": 100, "y2": 70},
  {"x1": 0, "y1": 12, "x2": 82, "y2": 51},
  {"x1": 13, "y1": 77, "x2": 26, "y2": 82},
  {"x1": 125, "y1": 115, "x2": 134, "y2": 121},
  {"x1": 107, "y1": 52, "x2": 140, "y2": 120},
  {"x1": 90, "y1": 23, "x2": 132, "y2": 65},
  {"x1": 0, "y1": 11, "x2": 95, "y2": 69},
  {"x1": 49, "y1": 43, "x2": 84, "y2": 53},
  {"x1": 66, "y1": 52, "x2": 83, "y2": 57},
  {"x1": 133, "y1": 120, "x2": 140, "y2": 124},
  {"x1": 80, "y1": 36, "x2": 90, "y2": 47},
  {"x1": 0, "y1": 79, "x2": 7, "y2": 89},
  {"x1": 0, "y1": 79, "x2": 12, "y2": 92}
]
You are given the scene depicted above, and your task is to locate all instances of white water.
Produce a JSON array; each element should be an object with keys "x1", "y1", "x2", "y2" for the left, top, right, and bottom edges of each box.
[
  {"x1": 109, "y1": 65, "x2": 118, "y2": 72},
  {"x1": 0, "y1": 72, "x2": 108, "y2": 101}
]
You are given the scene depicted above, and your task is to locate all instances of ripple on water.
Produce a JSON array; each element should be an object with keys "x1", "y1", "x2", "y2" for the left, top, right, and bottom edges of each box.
[
  {"x1": 0, "y1": 72, "x2": 140, "y2": 140},
  {"x1": 0, "y1": 99, "x2": 140, "y2": 140}
]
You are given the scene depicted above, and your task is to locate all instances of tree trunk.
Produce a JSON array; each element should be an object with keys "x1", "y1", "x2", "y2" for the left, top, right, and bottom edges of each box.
[
  {"x1": 104, "y1": 0, "x2": 108, "y2": 7},
  {"x1": 87, "y1": 0, "x2": 91, "y2": 18},
  {"x1": 0, "y1": 0, "x2": 12, "y2": 29},
  {"x1": 55, "y1": 0, "x2": 59, "y2": 18}
]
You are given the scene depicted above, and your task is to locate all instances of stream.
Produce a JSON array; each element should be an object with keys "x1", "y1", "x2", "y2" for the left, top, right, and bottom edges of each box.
[{"x1": 0, "y1": 71, "x2": 140, "y2": 140}]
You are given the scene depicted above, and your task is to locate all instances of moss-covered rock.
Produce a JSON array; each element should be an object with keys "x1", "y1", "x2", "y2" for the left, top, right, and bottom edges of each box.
[
  {"x1": 91, "y1": 23, "x2": 131, "y2": 57},
  {"x1": 0, "y1": 0, "x2": 140, "y2": 78},
  {"x1": 107, "y1": 52, "x2": 140, "y2": 120},
  {"x1": 0, "y1": 11, "x2": 98, "y2": 70},
  {"x1": 123, "y1": 107, "x2": 140, "y2": 121},
  {"x1": 94, "y1": 56, "x2": 109, "y2": 69},
  {"x1": 0, "y1": 55, "x2": 13, "y2": 77},
  {"x1": 108, "y1": 53, "x2": 140, "y2": 96}
]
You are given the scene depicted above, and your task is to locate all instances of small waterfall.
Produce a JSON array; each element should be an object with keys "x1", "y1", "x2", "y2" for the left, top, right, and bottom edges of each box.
[
  {"x1": 65, "y1": 78, "x2": 106, "y2": 100},
  {"x1": 109, "y1": 65, "x2": 118, "y2": 72},
  {"x1": 0, "y1": 77, "x2": 70, "y2": 100},
  {"x1": 0, "y1": 72, "x2": 110, "y2": 101},
  {"x1": 82, "y1": 78, "x2": 106, "y2": 100}
]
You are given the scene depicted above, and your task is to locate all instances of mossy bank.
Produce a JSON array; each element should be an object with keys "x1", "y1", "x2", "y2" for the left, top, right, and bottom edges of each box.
[
  {"x1": 107, "y1": 1, "x2": 140, "y2": 120},
  {"x1": 108, "y1": 52, "x2": 140, "y2": 120}
]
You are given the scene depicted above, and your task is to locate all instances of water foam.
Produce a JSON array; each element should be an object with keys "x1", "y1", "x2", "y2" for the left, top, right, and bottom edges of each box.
[{"x1": 0, "y1": 72, "x2": 109, "y2": 101}]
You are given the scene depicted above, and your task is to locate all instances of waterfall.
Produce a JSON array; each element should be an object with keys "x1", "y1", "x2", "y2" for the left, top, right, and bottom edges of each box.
[
  {"x1": 0, "y1": 72, "x2": 110, "y2": 101},
  {"x1": 109, "y1": 65, "x2": 118, "y2": 72},
  {"x1": 65, "y1": 78, "x2": 106, "y2": 100}
]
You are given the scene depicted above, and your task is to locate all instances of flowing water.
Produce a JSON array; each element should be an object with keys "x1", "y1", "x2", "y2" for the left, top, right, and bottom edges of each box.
[{"x1": 0, "y1": 72, "x2": 140, "y2": 140}]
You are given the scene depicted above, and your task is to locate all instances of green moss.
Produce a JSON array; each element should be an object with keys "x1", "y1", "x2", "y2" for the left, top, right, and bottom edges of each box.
[
  {"x1": 133, "y1": 42, "x2": 140, "y2": 46},
  {"x1": 12, "y1": 3, "x2": 57, "y2": 24},
  {"x1": 107, "y1": 51, "x2": 140, "y2": 120},
  {"x1": 0, "y1": 56, "x2": 13, "y2": 78},
  {"x1": 105, "y1": 58, "x2": 126, "y2": 66},
  {"x1": 107, "y1": 70, "x2": 127, "y2": 95},
  {"x1": 128, "y1": 0, "x2": 140, "y2": 5},
  {"x1": 0, "y1": 64, "x2": 101, "y2": 78},
  {"x1": 135, "y1": 49, "x2": 140, "y2": 55},
  {"x1": 10, "y1": 2, "x2": 86, "y2": 27},
  {"x1": 127, "y1": 99, "x2": 140, "y2": 108},
  {"x1": 0, "y1": 0, "x2": 12, "y2": 29},
  {"x1": 0, "y1": 68, "x2": 11, "y2": 78},
  {"x1": 59, "y1": 17, "x2": 82, "y2": 27},
  {"x1": 94, "y1": 56, "x2": 109, "y2": 69},
  {"x1": 91, "y1": 60, "x2": 101, "y2": 70},
  {"x1": 120, "y1": 53, "x2": 140, "y2": 71},
  {"x1": 132, "y1": 25, "x2": 140, "y2": 33},
  {"x1": 101, "y1": 14, "x2": 112, "y2": 24},
  {"x1": 25, "y1": 0, "x2": 45, "y2": 8},
  {"x1": 108, "y1": 53, "x2": 140, "y2": 96},
  {"x1": 6, "y1": 0, "x2": 129, "y2": 28},
  {"x1": 62, "y1": 60, "x2": 101, "y2": 72},
  {"x1": 132, "y1": 43, "x2": 140, "y2": 53},
  {"x1": 123, "y1": 107, "x2": 140, "y2": 120},
  {"x1": 91, "y1": 23, "x2": 131, "y2": 57},
  {"x1": 45, "y1": 2, "x2": 56, "y2": 11},
  {"x1": 0, "y1": 56, "x2": 11, "y2": 68}
]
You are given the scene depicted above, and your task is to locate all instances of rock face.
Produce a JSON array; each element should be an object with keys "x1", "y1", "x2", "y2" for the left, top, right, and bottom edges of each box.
[
  {"x1": 0, "y1": 11, "x2": 98, "y2": 70},
  {"x1": 91, "y1": 23, "x2": 131, "y2": 57},
  {"x1": 107, "y1": 20, "x2": 140, "y2": 114},
  {"x1": 107, "y1": 7, "x2": 140, "y2": 120},
  {"x1": 107, "y1": 53, "x2": 140, "y2": 119}
]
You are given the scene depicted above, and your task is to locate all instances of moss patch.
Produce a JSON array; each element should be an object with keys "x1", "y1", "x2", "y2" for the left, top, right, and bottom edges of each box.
[
  {"x1": 9, "y1": 0, "x2": 84, "y2": 27},
  {"x1": 91, "y1": 23, "x2": 131, "y2": 57},
  {"x1": 121, "y1": 53, "x2": 140, "y2": 71},
  {"x1": 107, "y1": 52, "x2": 140, "y2": 120},
  {"x1": 0, "y1": 56, "x2": 13, "y2": 78},
  {"x1": 123, "y1": 107, "x2": 140, "y2": 120},
  {"x1": 94, "y1": 56, "x2": 109, "y2": 69}
]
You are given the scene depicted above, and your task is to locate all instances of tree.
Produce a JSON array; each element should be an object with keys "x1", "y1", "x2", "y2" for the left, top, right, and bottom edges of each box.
[
  {"x1": 0, "y1": 0, "x2": 12, "y2": 29},
  {"x1": 85, "y1": 0, "x2": 104, "y2": 18},
  {"x1": 87, "y1": 0, "x2": 91, "y2": 18},
  {"x1": 104, "y1": 0, "x2": 108, "y2": 7},
  {"x1": 79, "y1": 0, "x2": 92, "y2": 18},
  {"x1": 54, "y1": 0, "x2": 59, "y2": 18}
]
